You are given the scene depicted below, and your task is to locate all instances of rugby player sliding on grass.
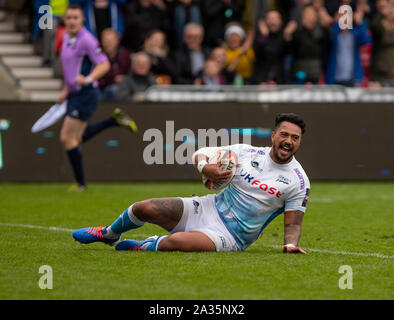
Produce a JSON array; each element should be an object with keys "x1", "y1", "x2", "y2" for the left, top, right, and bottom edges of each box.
[{"x1": 73, "y1": 113, "x2": 309, "y2": 254}]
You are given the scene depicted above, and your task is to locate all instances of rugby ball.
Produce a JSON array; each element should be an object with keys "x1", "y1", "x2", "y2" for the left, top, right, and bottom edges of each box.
[{"x1": 202, "y1": 149, "x2": 237, "y2": 190}]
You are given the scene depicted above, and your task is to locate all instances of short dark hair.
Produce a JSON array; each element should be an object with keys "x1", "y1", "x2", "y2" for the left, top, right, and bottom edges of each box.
[
  {"x1": 274, "y1": 113, "x2": 306, "y2": 134},
  {"x1": 67, "y1": 4, "x2": 84, "y2": 13}
]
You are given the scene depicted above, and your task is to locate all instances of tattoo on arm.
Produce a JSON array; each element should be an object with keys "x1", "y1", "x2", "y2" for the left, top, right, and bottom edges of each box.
[
  {"x1": 284, "y1": 210, "x2": 304, "y2": 245},
  {"x1": 284, "y1": 224, "x2": 302, "y2": 246}
]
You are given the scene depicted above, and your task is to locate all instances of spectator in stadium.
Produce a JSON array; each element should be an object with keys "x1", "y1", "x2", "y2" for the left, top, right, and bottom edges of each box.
[
  {"x1": 69, "y1": 0, "x2": 126, "y2": 40},
  {"x1": 170, "y1": 0, "x2": 202, "y2": 49},
  {"x1": 38, "y1": 0, "x2": 68, "y2": 67},
  {"x1": 375, "y1": 0, "x2": 390, "y2": 17},
  {"x1": 224, "y1": 23, "x2": 255, "y2": 83},
  {"x1": 32, "y1": 0, "x2": 46, "y2": 41},
  {"x1": 209, "y1": 46, "x2": 236, "y2": 84},
  {"x1": 53, "y1": 16, "x2": 68, "y2": 77},
  {"x1": 55, "y1": 18, "x2": 67, "y2": 56},
  {"x1": 235, "y1": 0, "x2": 255, "y2": 57},
  {"x1": 357, "y1": 0, "x2": 373, "y2": 25},
  {"x1": 194, "y1": 58, "x2": 227, "y2": 85},
  {"x1": 252, "y1": 0, "x2": 304, "y2": 84},
  {"x1": 323, "y1": 0, "x2": 342, "y2": 17},
  {"x1": 251, "y1": 10, "x2": 289, "y2": 85},
  {"x1": 72, "y1": 113, "x2": 310, "y2": 255},
  {"x1": 142, "y1": 29, "x2": 176, "y2": 84},
  {"x1": 58, "y1": 5, "x2": 136, "y2": 191},
  {"x1": 121, "y1": 0, "x2": 169, "y2": 52},
  {"x1": 255, "y1": 0, "x2": 304, "y2": 42},
  {"x1": 312, "y1": 0, "x2": 334, "y2": 27},
  {"x1": 114, "y1": 52, "x2": 157, "y2": 101},
  {"x1": 200, "y1": 0, "x2": 241, "y2": 48},
  {"x1": 325, "y1": 6, "x2": 372, "y2": 86},
  {"x1": 370, "y1": 0, "x2": 394, "y2": 86},
  {"x1": 98, "y1": 28, "x2": 131, "y2": 100},
  {"x1": 288, "y1": 5, "x2": 331, "y2": 84},
  {"x1": 172, "y1": 22, "x2": 211, "y2": 84}
]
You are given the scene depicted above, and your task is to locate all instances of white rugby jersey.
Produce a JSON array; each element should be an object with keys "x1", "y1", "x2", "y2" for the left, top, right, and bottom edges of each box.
[{"x1": 197, "y1": 144, "x2": 310, "y2": 250}]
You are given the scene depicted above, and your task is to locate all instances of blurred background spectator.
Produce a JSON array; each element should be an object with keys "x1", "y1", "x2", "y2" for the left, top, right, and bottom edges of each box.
[
  {"x1": 200, "y1": 0, "x2": 241, "y2": 48},
  {"x1": 194, "y1": 58, "x2": 227, "y2": 85},
  {"x1": 235, "y1": 0, "x2": 254, "y2": 57},
  {"x1": 99, "y1": 27, "x2": 131, "y2": 99},
  {"x1": 170, "y1": 0, "x2": 202, "y2": 49},
  {"x1": 370, "y1": 0, "x2": 394, "y2": 86},
  {"x1": 55, "y1": 18, "x2": 67, "y2": 55},
  {"x1": 224, "y1": 23, "x2": 255, "y2": 83},
  {"x1": 32, "y1": 0, "x2": 47, "y2": 42},
  {"x1": 142, "y1": 29, "x2": 176, "y2": 84},
  {"x1": 209, "y1": 46, "x2": 236, "y2": 84},
  {"x1": 172, "y1": 22, "x2": 211, "y2": 84},
  {"x1": 288, "y1": 5, "x2": 331, "y2": 84},
  {"x1": 251, "y1": 10, "x2": 288, "y2": 84},
  {"x1": 325, "y1": 3, "x2": 372, "y2": 86},
  {"x1": 42, "y1": 0, "x2": 68, "y2": 66},
  {"x1": 69, "y1": 0, "x2": 126, "y2": 40},
  {"x1": 312, "y1": 0, "x2": 334, "y2": 27},
  {"x1": 255, "y1": 0, "x2": 306, "y2": 42},
  {"x1": 4, "y1": 0, "x2": 394, "y2": 93},
  {"x1": 121, "y1": 0, "x2": 169, "y2": 52},
  {"x1": 114, "y1": 52, "x2": 157, "y2": 101}
]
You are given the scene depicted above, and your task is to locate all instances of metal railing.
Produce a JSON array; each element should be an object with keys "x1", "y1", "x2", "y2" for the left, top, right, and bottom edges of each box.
[
  {"x1": 0, "y1": 55, "x2": 20, "y2": 89},
  {"x1": 145, "y1": 85, "x2": 394, "y2": 103}
]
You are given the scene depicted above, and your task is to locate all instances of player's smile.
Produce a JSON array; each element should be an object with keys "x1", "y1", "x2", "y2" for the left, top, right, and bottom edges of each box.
[{"x1": 278, "y1": 143, "x2": 292, "y2": 158}]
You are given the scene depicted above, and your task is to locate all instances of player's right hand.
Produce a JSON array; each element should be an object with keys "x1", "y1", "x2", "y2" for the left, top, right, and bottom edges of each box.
[
  {"x1": 202, "y1": 163, "x2": 233, "y2": 183},
  {"x1": 283, "y1": 244, "x2": 307, "y2": 254},
  {"x1": 57, "y1": 88, "x2": 67, "y2": 104}
]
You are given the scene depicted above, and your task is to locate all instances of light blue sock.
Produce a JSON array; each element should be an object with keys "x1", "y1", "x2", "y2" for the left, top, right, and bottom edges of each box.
[
  {"x1": 107, "y1": 205, "x2": 145, "y2": 235},
  {"x1": 144, "y1": 235, "x2": 168, "y2": 251}
]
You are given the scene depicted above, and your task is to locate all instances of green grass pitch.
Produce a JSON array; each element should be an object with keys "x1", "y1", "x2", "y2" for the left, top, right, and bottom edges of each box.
[{"x1": 0, "y1": 181, "x2": 393, "y2": 300}]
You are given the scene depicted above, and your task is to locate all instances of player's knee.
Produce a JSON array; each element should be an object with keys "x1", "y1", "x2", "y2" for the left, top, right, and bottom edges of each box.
[
  {"x1": 159, "y1": 233, "x2": 184, "y2": 251},
  {"x1": 59, "y1": 132, "x2": 68, "y2": 147},
  {"x1": 159, "y1": 232, "x2": 213, "y2": 252},
  {"x1": 60, "y1": 134, "x2": 80, "y2": 150},
  {"x1": 160, "y1": 232, "x2": 217, "y2": 252},
  {"x1": 132, "y1": 200, "x2": 151, "y2": 220}
]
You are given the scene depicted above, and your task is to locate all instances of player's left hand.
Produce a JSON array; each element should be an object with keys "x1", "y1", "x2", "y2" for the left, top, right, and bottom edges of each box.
[
  {"x1": 283, "y1": 244, "x2": 307, "y2": 254},
  {"x1": 75, "y1": 75, "x2": 92, "y2": 85}
]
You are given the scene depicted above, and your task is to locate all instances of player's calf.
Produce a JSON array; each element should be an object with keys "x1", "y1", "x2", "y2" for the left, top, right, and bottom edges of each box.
[{"x1": 115, "y1": 232, "x2": 216, "y2": 252}]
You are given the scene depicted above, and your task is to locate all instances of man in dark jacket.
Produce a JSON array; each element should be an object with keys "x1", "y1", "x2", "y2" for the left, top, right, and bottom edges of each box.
[
  {"x1": 99, "y1": 28, "x2": 131, "y2": 96},
  {"x1": 251, "y1": 10, "x2": 289, "y2": 84},
  {"x1": 200, "y1": 0, "x2": 241, "y2": 48},
  {"x1": 289, "y1": 5, "x2": 331, "y2": 84},
  {"x1": 172, "y1": 22, "x2": 211, "y2": 84}
]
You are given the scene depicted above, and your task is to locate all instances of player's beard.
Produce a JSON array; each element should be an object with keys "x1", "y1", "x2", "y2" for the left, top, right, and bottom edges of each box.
[{"x1": 272, "y1": 143, "x2": 295, "y2": 164}]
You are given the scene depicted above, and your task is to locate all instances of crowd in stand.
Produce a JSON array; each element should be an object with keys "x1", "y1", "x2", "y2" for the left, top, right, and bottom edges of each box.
[{"x1": 3, "y1": 0, "x2": 394, "y2": 101}]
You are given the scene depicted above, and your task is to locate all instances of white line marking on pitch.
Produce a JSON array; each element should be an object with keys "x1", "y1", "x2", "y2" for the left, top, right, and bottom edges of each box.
[
  {"x1": 267, "y1": 244, "x2": 393, "y2": 259},
  {"x1": 0, "y1": 222, "x2": 74, "y2": 232},
  {"x1": 0, "y1": 222, "x2": 392, "y2": 259},
  {"x1": 0, "y1": 222, "x2": 148, "y2": 238}
]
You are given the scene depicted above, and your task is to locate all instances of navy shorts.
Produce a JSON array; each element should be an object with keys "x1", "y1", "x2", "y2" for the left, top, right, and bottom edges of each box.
[{"x1": 66, "y1": 86, "x2": 100, "y2": 122}]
